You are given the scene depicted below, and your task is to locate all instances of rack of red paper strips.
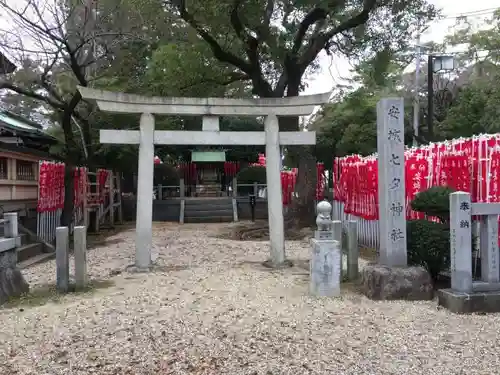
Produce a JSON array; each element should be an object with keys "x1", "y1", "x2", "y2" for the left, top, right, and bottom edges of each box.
[
  {"x1": 36, "y1": 162, "x2": 115, "y2": 243},
  {"x1": 248, "y1": 153, "x2": 326, "y2": 204},
  {"x1": 333, "y1": 134, "x2": 500, "y2": 222}
]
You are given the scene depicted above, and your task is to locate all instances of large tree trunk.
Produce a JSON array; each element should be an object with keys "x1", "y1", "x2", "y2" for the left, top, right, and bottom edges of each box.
[
  {"x1": 279, "y1": 115, "x2": 318, "y2": 228},
  {"x1": 59, "y1": 96, "x2": 81, "y2": 228}
]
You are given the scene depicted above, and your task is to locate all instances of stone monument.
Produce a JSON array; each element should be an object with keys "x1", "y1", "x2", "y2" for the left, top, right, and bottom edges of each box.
[
  {"x1": 438, "y1": 192, "x2": 500, "y2": 313},
  {"x1": 360, "y1": 98, "x2": 433, "y2": 300},
  {"x1": 0, "y1": 213, "x2": 29, "y2": 304},
  {"x1": 310, "y1": 200, "x2": 341, "y2": 297}
]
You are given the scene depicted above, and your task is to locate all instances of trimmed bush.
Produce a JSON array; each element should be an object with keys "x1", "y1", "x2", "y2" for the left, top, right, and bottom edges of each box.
[
  {"x1": 410, "y1": 186, "x2": 456, "y2": 224},
  {"x1": 407, "y1": 219, "x2": 450, "y2": 282}
]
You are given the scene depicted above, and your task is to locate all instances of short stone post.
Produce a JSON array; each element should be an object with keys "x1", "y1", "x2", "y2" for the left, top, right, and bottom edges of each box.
[
  {"x1": 55, "y1": 226, "x2": 70, "y2": 293},
  {"x1": 332, "y1": 220, "x2": 343, "y2": 277},
  {"x1": 480, "y1": 214, "x2": 500, "y2": 284},
  {"x1": 310, "y1": 200, "x2": 341, "y2": 297},
  {"x1": 74, "y1": 226, "x2": 87, "y2": 289},
  {"x1": 3, "y1": 212, "x2": 18, "y2": 239},
  {"x1": 347, "y1": 220, "x2": 359, "y2": 281},
  {"x1": 0, "y1": 212, "x2": 29, "y2": 304},
  {"x1": 450, "y1": 192, "x2": 473, "y2": 292}
]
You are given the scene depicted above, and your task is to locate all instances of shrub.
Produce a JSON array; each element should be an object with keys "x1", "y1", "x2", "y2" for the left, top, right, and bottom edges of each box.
[
  {"x1": 237, "y1": 165, "x2": 266, "y2": 184},
  {"x1": 410, "y1": 186, "x2": 456, "y2": 224},
  {"x1": 407, "y1": 219, "x2": 450, "y2": 282},
  {"x1": 153, "y1": 164, "x2": 180, "y2": 186}
]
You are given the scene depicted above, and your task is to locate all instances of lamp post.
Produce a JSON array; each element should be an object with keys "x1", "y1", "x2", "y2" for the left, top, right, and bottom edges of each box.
[{"x1": 427, "y1": 54, "x2": 455, "y2": 141}]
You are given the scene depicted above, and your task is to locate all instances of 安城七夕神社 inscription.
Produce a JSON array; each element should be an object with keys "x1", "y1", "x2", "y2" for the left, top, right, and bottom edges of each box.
[
  {"x1": 389, "y1": 177, "x2": 401, "y2": 190},
  {"x1": 390, "y1": 202, "x2": 404, "y2": 216},
  {"x1": 390, "y1": 228, "x2": 404, "y2": 242},
  {"x1": 377, "y1": 98, "x2": 407, "y2": 267},
  {"x1": 387, "y1": 105, "x2": 400, "y2": 120},
  {"x1": 460, "y1": 220, "x2": 470, "y2": 228},
  {"x1": 387, "y1": 129, "x2": 402, "y2": 142},
  {"x1": 389, "y1": 154, "x2": 401, "y2": 166}
]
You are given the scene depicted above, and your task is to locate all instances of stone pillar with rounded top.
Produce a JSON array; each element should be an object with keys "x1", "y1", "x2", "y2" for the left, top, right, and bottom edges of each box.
[{"x1": 310, "y1": 200, "x2": 341, "y2": 297}]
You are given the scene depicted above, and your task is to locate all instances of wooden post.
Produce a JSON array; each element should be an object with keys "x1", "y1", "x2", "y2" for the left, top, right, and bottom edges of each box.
[
  {"x1": 116, "y1": 172, "x2": 123, "y2": 224},
  {"x1": 180, "y1": 178, "x2": 185, "y2": 198},
  {"x1": 232, "y1": 177, "x2": 237, "y2": 198},
  {"x1": 83, "y1": 168, "x2": 89, "y2": 228},
  {"x1": 157, "y1": 184, "x2": 162, "y2": 200},
  {"x1": 109, "y1": 172, "x2": 115, "y2": 226}
]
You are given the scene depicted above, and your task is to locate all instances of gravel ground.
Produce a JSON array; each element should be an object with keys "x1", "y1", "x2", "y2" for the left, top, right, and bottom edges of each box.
[{"x1": 1, "y1": 222, "x2": 500, "y2": 375}]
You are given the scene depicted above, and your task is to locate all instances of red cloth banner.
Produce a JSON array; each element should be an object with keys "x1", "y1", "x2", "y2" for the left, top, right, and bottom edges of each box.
[{"x1": 334, "y1": 134, "x2": 500, "y2": 221}]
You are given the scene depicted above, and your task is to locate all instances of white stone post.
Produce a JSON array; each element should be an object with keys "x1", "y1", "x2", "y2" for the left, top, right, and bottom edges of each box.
[
  {"x1": 332, "y1": 220, "x2": 343, "y2": 277},
  {"x1": 377, "y1": 98, "x2": 407, "y2": 267},
  {"x1": 480, "y1": 214, "x2": 499, "y2": 283},
  {"x1": 450, "y1": 192, "x2": 473, "y2": 292},
  {"x1": 56, "y1": 226, "x2": 69, "y2": 292},
  {"x1": 74, "y1": 226, "x2": 87, "y2": 289},
  {"x1": 3, "y1": 212, "x2": 18, "y2": 241},
  {"x1": 347, "y1": 220, "x2": 359, "y2": 281},
  {"x1": 135, "y1": 113, "x2": 155, "y2": 270},
  {"x1": 310, "y1": 201, "x2": 341, "y2": 296},
  {"x1": 264, "y1": 114, "x2": 285, "y2": 265}
]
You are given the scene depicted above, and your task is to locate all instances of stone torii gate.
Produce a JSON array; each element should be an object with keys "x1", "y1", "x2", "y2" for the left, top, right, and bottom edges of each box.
[{"x1": 78, "y1": 86, "x2": 330, "y2": 270}]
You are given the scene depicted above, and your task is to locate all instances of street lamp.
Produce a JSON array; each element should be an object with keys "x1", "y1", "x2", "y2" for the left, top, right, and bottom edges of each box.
[{"x1": 427, "y1": 54, "x2": 455, "y2": 141}]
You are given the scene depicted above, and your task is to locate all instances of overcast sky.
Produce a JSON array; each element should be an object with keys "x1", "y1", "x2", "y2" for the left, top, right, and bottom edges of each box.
[{"x1": 304, "y1": 0, "x2": 500, "y2": 96}]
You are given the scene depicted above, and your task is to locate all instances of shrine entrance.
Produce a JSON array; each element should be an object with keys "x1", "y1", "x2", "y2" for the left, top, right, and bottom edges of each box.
[{"x1": 78, "y1": 86, "x2": 329, "y2": 269}]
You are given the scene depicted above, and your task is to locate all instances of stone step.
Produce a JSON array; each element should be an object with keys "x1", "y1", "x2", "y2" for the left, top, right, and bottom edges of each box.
[
  {"x1": 184, "y1": 216, "x2": 233, "y2": 223},
  {"x1": 184, "y1": 209, "x2": 233, "y2": 218},
  {"x1": 18, "y1": 251, "x2": 55, "y2": 269},
  {"x1": 17, "y1": 242, "x2": 44, "y2": 263}
]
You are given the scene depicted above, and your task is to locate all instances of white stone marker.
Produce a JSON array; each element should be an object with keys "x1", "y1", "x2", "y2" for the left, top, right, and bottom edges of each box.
[
  {"x1": 480, "y1": 214, "x2": 500, "y2": 283},
  {"x1": 450, "y1": 192, "x2": 473, "y2": 292},
  {"x1": 77, "y1": 86, "x2": 330, "y2": 269},
  {"x1": 74, "y1": 226, "x2": 87, "y2": 289},
  {"x1": 55, "y1": 226, "x2": 69, "y2": 292},
  {"x1": 310, "y1": 201, "x2": 341, "y2": 297},
  {"x1": 377, "y1": 98, "x2": 407, "y2": 267}
]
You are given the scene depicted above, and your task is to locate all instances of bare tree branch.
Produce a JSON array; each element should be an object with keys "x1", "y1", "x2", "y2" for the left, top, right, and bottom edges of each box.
[{"x1": 298, "y1": 0, "x2": 378, "y2": 72}]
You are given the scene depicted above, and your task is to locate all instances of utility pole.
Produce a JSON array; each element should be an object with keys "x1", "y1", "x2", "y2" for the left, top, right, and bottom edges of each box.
[
  {"x1": 427, "y1": 54, "x2": 434, "y2": 142},
  {"x1": 413, "y1": 33, "x2": 421, "y2": 147}
]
